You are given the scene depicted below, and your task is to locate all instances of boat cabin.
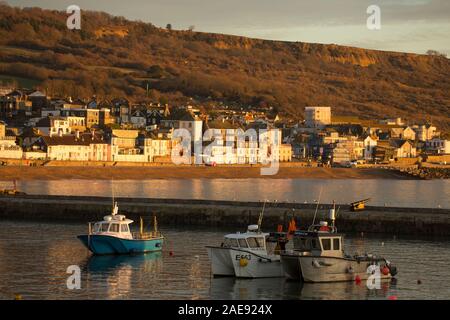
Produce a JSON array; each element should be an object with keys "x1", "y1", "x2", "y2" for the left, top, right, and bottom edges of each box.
[
  {"x1": 91, "y1": 213, "x2": 134, "y2": 240},
  {"x1": 222, "y1": 225, "x2": 267, "y2": 251},
  {"x1": 292, "y1": 222, "x2": 344, "y2": 258}
]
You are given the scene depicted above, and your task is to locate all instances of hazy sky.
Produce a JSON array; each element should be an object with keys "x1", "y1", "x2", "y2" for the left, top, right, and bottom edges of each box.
[{"x1": 6, "y1": 0, "x2": 450, "y2": 55}]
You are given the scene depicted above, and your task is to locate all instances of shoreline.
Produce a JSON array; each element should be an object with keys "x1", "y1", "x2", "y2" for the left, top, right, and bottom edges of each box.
[{"x1": 0, "y1": 165, "x2": 413, "y2": 180}]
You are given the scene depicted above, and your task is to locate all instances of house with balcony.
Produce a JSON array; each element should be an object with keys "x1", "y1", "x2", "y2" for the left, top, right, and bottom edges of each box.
[{"x1": 425, "y1": 138, "x2": 450, "y2": 154}]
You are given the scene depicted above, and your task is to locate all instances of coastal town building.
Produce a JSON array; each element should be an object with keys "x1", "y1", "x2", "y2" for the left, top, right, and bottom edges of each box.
[
  {"x1": 363, "y1": 135, "x2": 378, "y2": 161},
  {"x1": 413, "y1": 124, "x2": 439, "y2": 142},
  {"x1": 278, "y1": 144, "x2": 293, "y2": 162},
  {"x1": 426, "y1": 138, "x2": 450, "y2": 154},
  {"x1": 305, "y1": 106, "x2": 331, "y2": 128},
  {"x1": 29, "y1": 132, "x2": 110, "y2": 161},
  {"x1": 0, "y1": 121, "x2": 23, "y2": 159},
  {"x1": 36, "y1": 117, "x2": 71, "y2": 137}
]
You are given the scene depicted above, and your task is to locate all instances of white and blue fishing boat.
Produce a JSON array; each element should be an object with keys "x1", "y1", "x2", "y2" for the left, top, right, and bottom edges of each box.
[{"x1": 77, "y1": 202, "x2": 163, "y2": 255}]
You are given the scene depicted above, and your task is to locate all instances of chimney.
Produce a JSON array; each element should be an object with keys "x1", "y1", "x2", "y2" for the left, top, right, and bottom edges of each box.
[
  {"x1": 58, "y1": 129, "x2": 63, "y2": 137},
  {"x1": 75, "y1": 130, "x2": 80, "y2": 140}
]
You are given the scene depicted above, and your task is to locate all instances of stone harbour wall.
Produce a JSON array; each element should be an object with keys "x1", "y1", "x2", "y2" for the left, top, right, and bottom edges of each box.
[{"x1": 0, "y1": 195, "x2": 449, "y2": 236}]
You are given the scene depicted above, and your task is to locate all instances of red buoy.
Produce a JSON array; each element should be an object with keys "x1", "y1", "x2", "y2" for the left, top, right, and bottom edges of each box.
[
  {"x1": 388, "y1": 295, "x2": 398, "y2": 300},
  {"x1": 382, "y1": 266, "x2": 390, "y2": 276},
  {"x1": 355, "y1": 275, "x2": 361, "y2": 284}
]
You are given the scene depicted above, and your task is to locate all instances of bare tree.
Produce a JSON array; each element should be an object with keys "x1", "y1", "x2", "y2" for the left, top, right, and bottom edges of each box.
[{"x1": 426, "y1": 50, "x2": 447, "y2": 58}]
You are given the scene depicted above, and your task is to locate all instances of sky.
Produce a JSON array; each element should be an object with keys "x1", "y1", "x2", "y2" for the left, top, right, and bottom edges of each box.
[{"x1": 5, "y1": 0, "x2": 450, "y2": 56}]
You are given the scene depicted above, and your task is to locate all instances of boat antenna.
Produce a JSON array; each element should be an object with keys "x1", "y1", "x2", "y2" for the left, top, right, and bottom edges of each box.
[
  {"x1": 312, "y1": 186, "x2": 323, "y2": 225},
  {"x1": 257, "y1": 200, "x2": 267, "y2": 232},
  {"x1": 111, "y1": 177, "x2": 116, "y2": 215}
]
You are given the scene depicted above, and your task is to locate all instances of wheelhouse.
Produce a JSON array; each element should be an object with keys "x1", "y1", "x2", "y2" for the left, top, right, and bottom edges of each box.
[
  {"x1": 222, "y1": 225, "x2": 267, "y2": 251},
  {"x1": 90, "y1": 214, "x2": 133, "y2": 240},
  {"x1": 292, "y1": 222, "x2": 344, "y2": 257}
]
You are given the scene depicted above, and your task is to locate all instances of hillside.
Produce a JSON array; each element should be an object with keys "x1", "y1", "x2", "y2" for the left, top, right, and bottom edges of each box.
[{"x1": 0, "y1": 5, "x2": 449, "y2": 131}]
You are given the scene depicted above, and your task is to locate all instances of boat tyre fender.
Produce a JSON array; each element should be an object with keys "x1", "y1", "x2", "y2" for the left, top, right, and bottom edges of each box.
[{"x1": 312, "y1": 259, "x2": 322, "y2": 268}]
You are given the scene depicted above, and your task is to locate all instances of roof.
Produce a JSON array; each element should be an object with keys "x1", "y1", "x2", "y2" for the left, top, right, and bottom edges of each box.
[
  {"x1": 390, "y1": 139, "x2": 413, "y2": 148},
  {"x1": 28, "y1": 91, "x2": 46, "y2": 97},
  {"x1": 225, "y1": 232, "x2": 268, "y2": 240},
  {"x1": 41, "y1": 133, "x2": 106, "y2": 146},
  {"x1": 112, "y1": 129, "x2": 139, "y2": 139}
]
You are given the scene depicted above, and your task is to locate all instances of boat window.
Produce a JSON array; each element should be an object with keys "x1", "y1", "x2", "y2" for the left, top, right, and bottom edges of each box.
[
  {"x1": 109, "y1": 223, "x2": 119, "y2": 233},
  {"x1": 100, "y1": 223, "x2": 110, "y2": 232},
  {"x1": 224, "y1": 238, "x2": 239, "y2": 247},
  {"x1": 247, "y1": 237, "x2": 264, "y2": 248},
  {"x1": 321, "y1": 238, "x2": 332, "y2": 250},
  {"x1": 238, "y1": 239, "x2": 248, "y2": 248},
  {"x1": 120, "y1": 224, "x2": 129, "y2": 233},
  {"x1": 93, "y1": 223, "x2": 101, "y2": 232},
  {"x1": 333, "y1": 238, "x2": 340, "y2": 251},
  {"x1": 247, "y1": 237, "x2": 257, "y2": 248},
  {"x1": 255, "y1": 237, "x2": 265, "y2": 248}
]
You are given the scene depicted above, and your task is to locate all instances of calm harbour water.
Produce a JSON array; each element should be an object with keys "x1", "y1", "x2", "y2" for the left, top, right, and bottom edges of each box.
[
  {"x1": 1, "y1": 178, "x2": 450, "y2": 208},
  {"x1": 0, "y1": 221, "x2": 449, "y2": 300}
]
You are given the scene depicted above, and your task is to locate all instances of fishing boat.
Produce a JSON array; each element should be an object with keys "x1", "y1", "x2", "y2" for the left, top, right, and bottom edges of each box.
[
  {"x1": 206, "y1": 224, "x2": 286, "y2": 278},
  {"x1": 206, "y1": 201, "x2": 289, "y2": 278},
  {"x1": 77, "y1": 202, "x2": 163, "y2": 255},
  {"x1": 280, "y1": 203, "x2": 398, "y2": 282}
]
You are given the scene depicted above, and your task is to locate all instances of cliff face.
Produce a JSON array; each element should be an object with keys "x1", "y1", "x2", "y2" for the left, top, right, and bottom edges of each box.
[{"x1": 0, "y1": 5, "x2": 449, "y2": 131}]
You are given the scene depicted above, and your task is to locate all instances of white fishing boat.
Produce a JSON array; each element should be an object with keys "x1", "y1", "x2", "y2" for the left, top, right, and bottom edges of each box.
[
  {"x1": 281, "y1": 203, "x2": 398, "y2": 282},
  {"x1": 206, "y1": 224, "x2": 285, "y2": 278}
]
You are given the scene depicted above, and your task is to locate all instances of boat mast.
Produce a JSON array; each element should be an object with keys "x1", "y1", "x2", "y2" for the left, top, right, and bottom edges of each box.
[
  {"x1": 257, "y1": 200, "x2": 267, "y2": 232},
  {"x1": 111, "y1": 178, "x2": 117, "y2": 215},
  {"x1": 312, "y1": 187, "x2": 323, "y2": 225}
]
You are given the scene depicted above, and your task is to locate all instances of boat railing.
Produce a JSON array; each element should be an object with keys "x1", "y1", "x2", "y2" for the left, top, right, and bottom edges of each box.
[{"x1": 132, "y1": 231, "x2": 163, "y2": 240}]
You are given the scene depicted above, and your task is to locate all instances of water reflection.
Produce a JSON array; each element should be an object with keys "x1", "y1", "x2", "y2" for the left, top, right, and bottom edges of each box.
[
  {"x1": 83, "y1": 253, "x2": 163, "y2": 299},
  {"x1": 3, "y1": 178, "x2": 449, "y2": 208},
  {"x1": 209, "y1": 277, "x2": 395, "y2": 300}
]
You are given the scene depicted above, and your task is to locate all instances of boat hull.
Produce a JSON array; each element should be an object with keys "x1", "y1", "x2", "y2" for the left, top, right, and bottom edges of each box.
[
  {"x1": 207, "y1": 246, "x2": 235, "y2": 276},
  {"x1": 230, "y1": 248, "x2": 284, "y2": 278},
  {"x1": 207, "y1": 246, "x2": 284, "y2": 278},
  {"x1": 280, "y1": 252, "x2": 303, "y2": 280},
  {"x1": 78, "y1": 234, "x2": 163, "y2": 255},
  {"x1": 299, "y1": 256, "x2": 392, "y2": 283}
]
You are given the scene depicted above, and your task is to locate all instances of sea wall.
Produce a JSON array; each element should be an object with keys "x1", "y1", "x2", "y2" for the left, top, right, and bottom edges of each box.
[{"x1": 1, "y1": 195, "x2": 449, "y2": 236}]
